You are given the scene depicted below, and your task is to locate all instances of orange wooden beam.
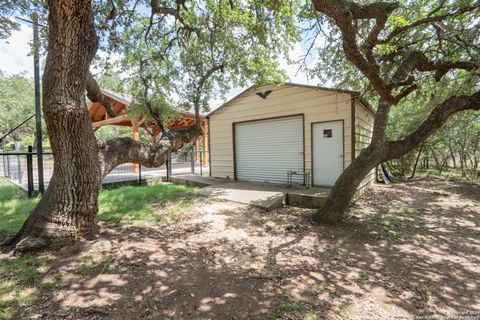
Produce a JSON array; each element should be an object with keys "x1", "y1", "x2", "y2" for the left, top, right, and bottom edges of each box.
[
  {"x1": 131, "y1": 119, "x2": 140, "y2": 173},
  {"x1": 203, "y1": 120, "x2": 209, "y2": 166},
  {"x1": 92, "y1": 114, "x2": 128, "y2": 129},
  {"x1": 195, "y1": 136, "x2": 200, "y2": 161}
]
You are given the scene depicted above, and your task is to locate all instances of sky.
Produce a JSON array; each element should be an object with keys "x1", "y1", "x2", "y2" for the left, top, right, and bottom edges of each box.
[
  {"x1": 0, "y1": 24, "x2": 34, "y2": 76},
  {"x1": 0, "y1": 22, "x2": 323, "y2": 110}
]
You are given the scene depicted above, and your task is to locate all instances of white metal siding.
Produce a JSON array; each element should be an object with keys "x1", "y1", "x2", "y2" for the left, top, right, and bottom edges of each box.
[
  {"x1": 209, "y1": 85, "x2": 352, "y2": 180},
  {"x1": 235, "y1": 116, "x2": 303, "y2": 183}
]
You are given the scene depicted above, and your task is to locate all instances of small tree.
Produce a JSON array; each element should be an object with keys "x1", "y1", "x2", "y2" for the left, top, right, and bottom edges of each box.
[{"x1": 308, "y1": 0, "x2": 479, "y2": 223}]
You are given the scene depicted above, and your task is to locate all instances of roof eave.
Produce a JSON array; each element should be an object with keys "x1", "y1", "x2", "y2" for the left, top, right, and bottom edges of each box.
[{"x1": 206, "y1": 82, "x2": 369, "y2": 118}]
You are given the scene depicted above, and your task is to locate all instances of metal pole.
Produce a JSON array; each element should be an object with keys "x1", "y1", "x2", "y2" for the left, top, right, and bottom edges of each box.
[
  {"x1": 16, "y1": 154, "x2": 22, "y2": 183},
  {"x1": 165, "y1": 154, "x2": 169, "y2": 181},
  {"x1": 167, "y1": 152, "x2": 172, "y2": 180},
  {"x1": 191, "y1": 147, "x2": 195, "y2": 174},
  {"x1": 27, "y1": 146, "x2": 34, "y2": 196},
  {"x1": 2, "y1": 155, "x2": 5, "y2": 177},
  {"x1": 138, "y1": 164, "x2": 142, "y2": 185},
  {"x1": 6, "y1": 154, "x2": 10, "y2": 178},
  {"x1": 200, "y1": 151, "x2": 203, "y2": 176},
  {"x1": 32, "y1": 13, "x2": 44, "y2": 193}
]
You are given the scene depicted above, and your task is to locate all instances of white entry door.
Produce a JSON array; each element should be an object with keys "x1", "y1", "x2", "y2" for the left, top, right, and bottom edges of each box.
[
  {"x1": 312, "y1": 121, "x2": 343, "y2": 187},
  {"x1": 235, "y1": 116, "x2": 303, "y2": 184}
]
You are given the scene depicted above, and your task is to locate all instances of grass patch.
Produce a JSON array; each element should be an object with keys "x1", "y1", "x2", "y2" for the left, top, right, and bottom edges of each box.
[
  {"x1": 0, "y1": 179, "x2": 199, "y2": 238},
  {"x1": 97, "y1": 183, "x2": 198, "y2": 225},
  {"x1": 354, "y1": 271, "x2": 368, "y2": 285},
  {"x1": 74, "y1": 254, "x2": 97, "y2": 277},
  {"x1": 400, "y1": 206, "x2": 419, "y2": 216},
  {"x1": 416, "y1": 168, "x2": 480, "y2": 184},
  {"x1": 262, "y1": 289, "x2": 318, "y2": 320},
  {"x1": 0, "y1": 256, "x2": 50, "y2": 320},
  {"x1": 263, "y1": 302, "x2": 318, "y2": 320},
  {"x1": 343, "y1": 303, "x2": 355, "y2": 314},
  {"x1": 0, "y1": 178, "x2": 40, "y2": 241},
  {"x1": 312, "y1": 282, "x2": 328, "y2": 295}
]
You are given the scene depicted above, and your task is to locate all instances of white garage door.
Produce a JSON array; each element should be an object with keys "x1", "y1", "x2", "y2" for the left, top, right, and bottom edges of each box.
[{"x1": 235, "y1": 116, "x2": 304, "y2": 183}]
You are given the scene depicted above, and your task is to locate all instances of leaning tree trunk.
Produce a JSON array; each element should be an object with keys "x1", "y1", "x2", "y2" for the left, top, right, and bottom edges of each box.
[
  {"x1": 5, "y1": 0, "x2": 101, "y2": 248},
  {"x1": 313, "y1": 91, "x2": 480, "y2": 224},
  {"x1": 313, "y1": 145, "x2": 383, "y2": 223}
]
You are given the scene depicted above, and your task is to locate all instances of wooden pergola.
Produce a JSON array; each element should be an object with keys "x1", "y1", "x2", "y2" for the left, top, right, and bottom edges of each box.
[{"x1": 88, "y1": 89, "x2": 209, "y2": 170}]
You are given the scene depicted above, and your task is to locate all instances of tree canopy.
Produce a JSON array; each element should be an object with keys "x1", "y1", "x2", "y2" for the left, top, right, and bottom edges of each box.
[{"x1": 88, "y1": 0, "x2": 300, "y2": 130}]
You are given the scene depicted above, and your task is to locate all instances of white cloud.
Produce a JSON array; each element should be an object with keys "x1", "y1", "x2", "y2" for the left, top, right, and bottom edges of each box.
[{"x1": 0, "y1": 24, "x2": 34, "y2": 76}]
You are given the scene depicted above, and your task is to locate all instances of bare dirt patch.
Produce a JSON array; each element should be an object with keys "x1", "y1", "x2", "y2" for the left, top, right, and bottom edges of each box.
[{"x1": 11, "y1": 179, "x2": 480, "y2": 319}]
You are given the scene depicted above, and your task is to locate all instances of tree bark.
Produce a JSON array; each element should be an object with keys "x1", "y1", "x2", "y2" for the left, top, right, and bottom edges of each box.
[
  {"x1": 4, "y1": 0, "x2": 100, "y2": 248},
  {"x1": 313, "y1": 145, "x2": 383, "y2": 223},
  {"x1": 98, "y1": 126, "x2": 200, "y2": 177}
]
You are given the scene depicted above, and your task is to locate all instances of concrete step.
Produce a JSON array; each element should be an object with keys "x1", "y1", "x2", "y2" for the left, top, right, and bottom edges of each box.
[{"x1": 197, "y1": 184, "x2": 285, "y2": 210}]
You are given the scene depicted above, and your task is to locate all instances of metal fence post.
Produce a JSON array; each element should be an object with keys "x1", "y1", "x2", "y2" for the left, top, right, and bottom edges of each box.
[
  {"x1": 168, "y1": 152, "x2": 172, "y2": 179},
  {"x1": 16, "y1": 154, "x2": 22, "y2": 183},
  {"x1": 6, "y1": 154, "x2": 10, "y2": 178},
  {"x1": 191, "y1": 147, "x2": 195, "y2": 174},
  {"x1": 166, "y1": 153, "x2": 170, "y2": 181},
  {"x1": 199, "y1": 151, "x2": 203, "y2": 176},
  {"x1": 138, "y1": 164, "x2": 142, "y2": 185},
  {"x1": 2, "y1": 155, "x2": 6, "y2": 177},
  {"x1": 27, "y1": 146, "x2": 34, "y2": 196}
]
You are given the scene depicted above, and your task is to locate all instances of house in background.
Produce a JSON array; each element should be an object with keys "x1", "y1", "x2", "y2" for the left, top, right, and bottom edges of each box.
[{"x1": 207, "y1": 83, "x2": 375, "y2": 192}]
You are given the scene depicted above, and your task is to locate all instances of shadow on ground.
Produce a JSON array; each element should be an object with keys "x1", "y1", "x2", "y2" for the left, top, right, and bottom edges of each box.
[{"x1": 2, "y1": 178, "x2": 479, "y2": 319}]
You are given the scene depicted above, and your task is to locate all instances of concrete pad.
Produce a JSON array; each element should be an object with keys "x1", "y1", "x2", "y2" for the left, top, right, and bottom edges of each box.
[
  {"x1": 197, "y1": 182, "x2": 286, "y2": 210},
  {"x1": 171, "y1": 175, "x2": 331, "y2": 209},
  {"x1": 170, "y1": 175, "x2": 224, "y2": 188}
]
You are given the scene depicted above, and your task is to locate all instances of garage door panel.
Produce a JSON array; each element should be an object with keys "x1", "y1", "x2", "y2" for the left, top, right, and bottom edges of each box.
[{"x1": 235, "y1": 116, "x2": 304, "y2": 184}]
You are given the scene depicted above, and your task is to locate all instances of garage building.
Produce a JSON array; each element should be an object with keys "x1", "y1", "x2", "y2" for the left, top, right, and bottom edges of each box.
[{"x1": 206, "y1": 83, "x2": 375, "y2": 190}]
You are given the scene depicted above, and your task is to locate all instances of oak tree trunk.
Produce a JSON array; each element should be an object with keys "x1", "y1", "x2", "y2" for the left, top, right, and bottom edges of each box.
[
  {"x1": 313, "y1": 145, "x2": 382, "y2": 223},
  {"x1": 5, "y1": 0, "x2": 101, "y2": 247},
  {"x1": 2, "y1": 0, "x2": 198, "y2": 249}
]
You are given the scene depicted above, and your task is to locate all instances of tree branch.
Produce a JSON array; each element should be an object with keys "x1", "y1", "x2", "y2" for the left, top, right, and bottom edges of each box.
[
  {"x1": 192, "y1": 64, "x2": 224, "y2": 120},
  {"x1": 312, "y1": 0, "x2": 399, "y2": 20},
  {"x1": 98, "y1": 124, "x2": 200, "y2": 177},
  {"x1": 312, "y1": 0, "x2": 399, "y2": 104},
  {"x1": 362, "y1": 16, "x2": 388, "y2": 64},
  {"x1": 391, "y1": 50, "x2": 478, "y2": 85},
  {"x1": 85, "y1": 72, "x2": 116, "y2": 118},
  {"x1": 381, "y1": 3, "x2": 480, "y2": 44},
  {"x1": 370, "y1": 98, "x2": 391, "y2": 144},
  {"x1": 149, "y1": 0, "x2": 200, "y2": 36},
  {"x1": 386, "y1": 90, "x2": 480, "y2": 158}
]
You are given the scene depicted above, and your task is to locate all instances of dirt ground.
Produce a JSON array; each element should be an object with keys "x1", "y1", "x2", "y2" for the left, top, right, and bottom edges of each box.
[{"x1": 16, "y1": 178, "x2": 480, "y2": 319}]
